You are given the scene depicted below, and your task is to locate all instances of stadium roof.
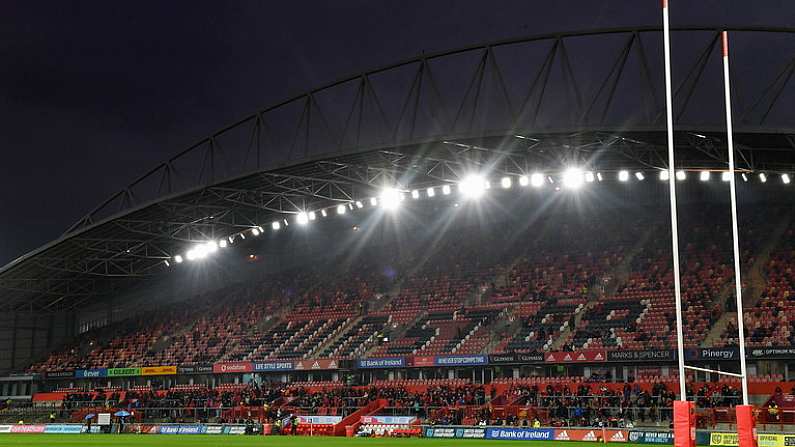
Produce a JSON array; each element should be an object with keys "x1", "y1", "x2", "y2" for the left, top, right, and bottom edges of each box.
[{"x1": 2, "y1": 26, "x2": 795, "y2": 312}]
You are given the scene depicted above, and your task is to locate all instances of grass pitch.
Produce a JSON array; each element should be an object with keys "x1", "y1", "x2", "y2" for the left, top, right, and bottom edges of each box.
[{"x1": 0, "y1": 435, "x2": 650, "y2": 447}]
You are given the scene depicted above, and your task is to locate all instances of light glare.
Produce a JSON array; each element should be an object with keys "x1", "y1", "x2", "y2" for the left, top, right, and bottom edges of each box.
[
  {"x1": 584, "y1": 171, "x2": 595, "y2": 183},
  {"x1": 174, "y1": 255, "x2": 183, "y2": 264},
  {"x1": 379, "y1": 188, "x2": 401, "y2": 210},
  {"x1": 272, "y1": 221, "x2": 281, "y2": 230},
  {"x1": 530, "y1": 173, "x2": 544, "y2": 188},
  {"x1": 618, "y1": 170, "x2": 629, "y2": 182},
  {"x1": 296, "y1": 212, "x2": 309, "y2": 225},
  {"x1": 458, "y1": 175, "x2": 487, "y2": 199}
]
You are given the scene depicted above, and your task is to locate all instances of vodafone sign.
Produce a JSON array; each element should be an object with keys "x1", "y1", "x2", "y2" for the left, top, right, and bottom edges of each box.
[{"x1": 212, "y1": 362, "x2": 254, "y2": 374}]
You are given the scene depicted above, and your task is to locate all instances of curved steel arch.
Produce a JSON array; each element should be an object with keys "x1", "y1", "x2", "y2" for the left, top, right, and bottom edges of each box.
[
  {"x1": 66, "y1": 25, "x2": 795, "y2": 234},
  {"x1": 2, "y1": 25, "x2": 795, "y2": 313}
]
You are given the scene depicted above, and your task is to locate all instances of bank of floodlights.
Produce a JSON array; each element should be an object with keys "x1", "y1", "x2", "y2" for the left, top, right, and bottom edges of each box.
[{"x1": 458, "y1": 175, "x2": 487, "y2": 199}]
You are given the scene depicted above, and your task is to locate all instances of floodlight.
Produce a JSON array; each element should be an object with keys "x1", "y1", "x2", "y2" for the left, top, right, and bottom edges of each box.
[
  {"x1": 296, "y1": 212, "x2": 309, "y2": 225},
  {"x1": 337, "y1": 204, "x2": 347, "y2": 215},
  {"x1": 369, "y1": 197, "x2": 378, "y2": 206},
  {"x1": 380, "y1": 188, "x2": 401, "y2": 210},
  {"x1": 660, "y1": 170, "x2": 670, "y2": 181},
  {"x1": 441, "y1": 184, "x2": 451, "y2": 195},
  {"x1": 355, "y1": 201, "x2": 363, "y2": 209},
  {"x1": 562, "y1": 168, "x2": 584, "y2": 189},
  {"x1": 219, "y1": 239, "x2": 228, "y2": 248},
  {"x1": 174, "y1": 255, "x2": 183, "y2": 264},
  {"x1": 783, "y1": 174, "x2": 791, "y2": 185},
  {"x1": 458, "y1": 175, "x2": 487, "y2": 199},
  {"x1": 618, "y1": 170, "x2": 630, "y2": 182},
  {"x1": 519, "y1": 175, "x2": 529, "y2": 186},
  {"x1": 251, "y1": 227, "x2": 261, "y2": 236},
  {"x1": 741, "y1": 173, "x2": 748, "y2": 182},
  {"x1": 596, "y1": 172, "x2": 603, "y2": 182},
  {"x1": 411, "y1": 189, "x2": 420, "y2": 199},
  {"x1": 206, "y1": 240, "x2": 218, "y2": 253},
  {"x1": 700, "y1": 171, "x2": 711, "y2": 182},
  {"x1": 308, "y1": 211, "x2": 316, "y2": 221},
  {"x1": 272, "y1": 221, "x2": 281, "y2": 231},
  {"x1": 759, "y1": 173, "x2": 767, "y2": 183},
  {"x1": 530, "y1": 173, "x2": 544, "y2": 188},
  {"x1": 427, "y1": 187, "x2": 436, "y2": 197},
  {"x1": 186, "y1": 249, "x2": 197, "y2": 261},
  {"x1": 501, "y1": 177, "x2": 512, "y2": 189},
  {"x1": 676, "y1": 170, "x2": 686, "y2": 181},
  {"x1": 721, "y1": 172, "x2": 731, "y2": 182},
  {"x1": 584, "y1": 171, "x2": 595, "y2": 183},
  {"x1": 635, "y1": 172, "x2": 645, "y2": 181}
]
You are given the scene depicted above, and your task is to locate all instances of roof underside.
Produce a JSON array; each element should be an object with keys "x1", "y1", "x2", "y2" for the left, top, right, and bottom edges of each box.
[{"x1": 2, "y1": 25, "x2": 795, "y2": 312}]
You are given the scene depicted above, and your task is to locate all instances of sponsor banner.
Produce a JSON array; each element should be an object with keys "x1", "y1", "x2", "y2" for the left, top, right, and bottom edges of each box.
[
  {"x1": 10, "y1": 425, "x2": 46, "y2": 433},
  {"x1": 489, "y1": 354, "x2": 517, "y2": 364},
  {"x1": 178, "y1": 425, "x2": 204, "y2": 435},
  {"x1": 516, "y1": 353, "x2": 544, "y2": 363},
  {"x1": 0, "y1": 425, "x2": 11, "y2": 433},
  {"x1": 212, "y1": 362, "x2": 253, "y2": 374},
  {"x1": 361, "y1": 416, "x2": 417, "y2": 425},
  {"x1": 555, "y1": 428, "x2": 624, "y2": 442},
  {"x1": 425, "y1": 427, "x2": 456, "y2": 438},
  {"x1": 490, "y1": 353, "x2": 545, "y2": 363},
  {"x1": 226, "y1": 425, "x2": 247, "y2": 435},
  {"x1": 294, "y1": 359, "x2": 339, "y2": 370},
  {"x1": 435, "y1": 354, "x2": 488, "y2": 366},
  {"x1": 141, "y1": 365, "x2": 177, "y2": 376},
  {"x1": 687, "y1": 347, "x2": 739, "y2": 361},
  {"x1": 358, "y1": 357, "x2": 406, "y2": 369},
  {"x1": 629, "y1": 430, "x2": 675, "y2": 444},
  {"x1": 107, "y1": 367, "x2": 141, "y2": 377},
  {"x1": 177, "y1": 364, "x2": 213, "y2": 374},
  {"x1": 411, "y1": 356, "x2": 436, "y2": 367},
  {"x1": 757, "y1": 434, "x2": 795, "y2": 447},
  {"x1": 253, "y1": 361, "x2": 293, "y2": 372},
  {"x1": 749, "y1": 347, "x2": 795, "y2": 359},
  {"x1": 205, "y1": 425, "x2": 224, "y2": 435},
  {"x1": 545, "y1": 350, "x2": 606, "y2": 363},
  {"x1": 44, "y1": 424, "x2": 83, "y2": 434},
  {"x1": 486, "y1": 427, "x2": 555, "y2": 440},
  {"x1": 44, "y1": 370, "x2": 74, "y2": 379},
  {"x1": 710, "y1": 432, "x2": 738, "y2": 446},
  {"x1": 296, "y1": 415, "x2": 342, "y2": 425},
  {"x1": 75, "y1": 368, "x2": 107, "y2": 378},
  {"x1": 459, "y1": 428, "x2": 486, "y2": 439},
  {"x1": 608, "y1": 350, "x2": 676, "y2": 362},
  {"x1": 159, "y1": 424, "x2": 205, "y2": 435}
]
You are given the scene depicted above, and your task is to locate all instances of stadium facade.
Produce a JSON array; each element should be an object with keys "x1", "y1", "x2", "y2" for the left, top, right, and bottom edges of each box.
[{"x1": 0, "y1": 26, "x2": 795, "y2": 429}]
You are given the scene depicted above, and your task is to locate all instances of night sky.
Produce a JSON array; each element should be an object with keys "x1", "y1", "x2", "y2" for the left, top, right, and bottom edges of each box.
[{"x1": 0, "y1": 1, "x2": 790, "y2": 265}]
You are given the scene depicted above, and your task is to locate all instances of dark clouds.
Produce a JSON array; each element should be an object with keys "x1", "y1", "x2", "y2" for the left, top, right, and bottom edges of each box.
[{"x1": 0, "y1": 0, "x2": 790, "y2": 264}]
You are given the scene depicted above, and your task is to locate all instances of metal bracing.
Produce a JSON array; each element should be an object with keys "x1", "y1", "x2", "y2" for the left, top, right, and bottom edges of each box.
[{"x1": 1, "y1": 26, "x2": 794, "y2": 313}]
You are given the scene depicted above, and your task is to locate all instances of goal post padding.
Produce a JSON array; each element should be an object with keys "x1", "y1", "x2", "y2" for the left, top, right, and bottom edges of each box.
[
  {"x1": 736, "y1": 405, "x2": 757, "y2": 447},
  {"x1": 674, "y1": 400, "x2": 696, "y2": 447}
]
